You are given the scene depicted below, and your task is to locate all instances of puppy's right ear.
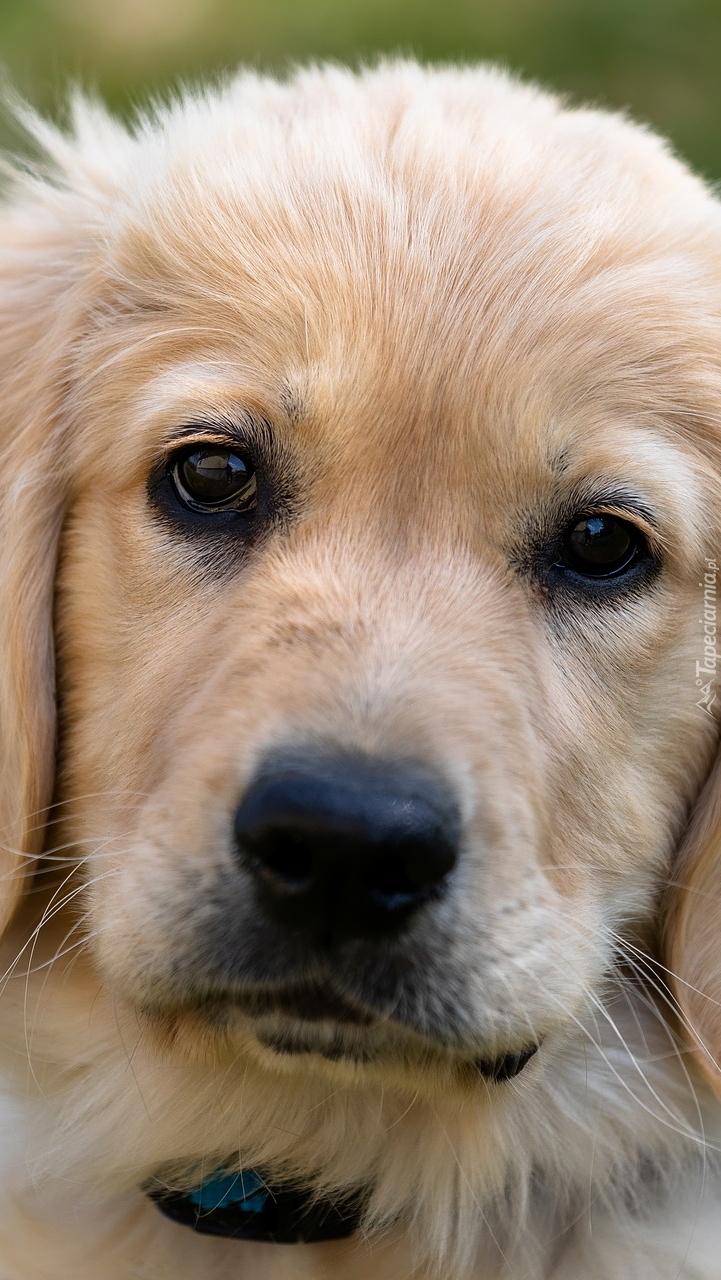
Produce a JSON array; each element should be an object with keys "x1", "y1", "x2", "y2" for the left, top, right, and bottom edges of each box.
[{"x1": 0, "y1": 103, "x2": 124, "y2": 932}]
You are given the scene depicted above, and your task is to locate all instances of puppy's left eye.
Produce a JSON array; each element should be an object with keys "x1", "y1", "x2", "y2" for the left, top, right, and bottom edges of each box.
[
  {"x1": 557, "y1": 514, "x2": 645, "y2": 579},
  {"x1": 170, "y1": 446, "x2": 258, "y2": 513}
]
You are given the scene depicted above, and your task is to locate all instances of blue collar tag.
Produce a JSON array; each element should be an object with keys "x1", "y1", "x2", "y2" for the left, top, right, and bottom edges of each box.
[{"x1": 147, "y1": 1168, "x2": 364, "y2": 1243}]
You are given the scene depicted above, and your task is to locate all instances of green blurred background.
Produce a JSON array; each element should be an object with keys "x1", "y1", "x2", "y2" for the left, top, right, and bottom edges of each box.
[{"x1": 4, "y1": 0, "x2": 721, "y2": 179}]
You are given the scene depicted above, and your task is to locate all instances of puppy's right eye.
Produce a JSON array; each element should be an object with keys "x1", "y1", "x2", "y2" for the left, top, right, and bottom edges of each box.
[{"x1": 169, "y1": 446, "x2": 258, "y2": 514}]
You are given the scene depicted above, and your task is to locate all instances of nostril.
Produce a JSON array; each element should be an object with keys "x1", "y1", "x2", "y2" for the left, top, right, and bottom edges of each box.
[
  {"x1": 245, "y1": 830, "x2": 314, "y2": 894},
  {"x1": 365, "y1": 843, "x2": 455, "y2": 910},
  {"x1": 366, "y1": 854, "x2": 421, "y2": 909}
]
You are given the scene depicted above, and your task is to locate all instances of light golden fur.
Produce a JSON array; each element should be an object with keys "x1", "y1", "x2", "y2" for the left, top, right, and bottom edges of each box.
[{"x1": 0, "y1": 61, "x2": 720, "y2": 1279}]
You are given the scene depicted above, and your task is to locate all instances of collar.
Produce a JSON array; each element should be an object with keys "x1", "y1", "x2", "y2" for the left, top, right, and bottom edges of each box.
[{"x1": 146, "y1": 1168, "x2": 364, "y2": 1243}]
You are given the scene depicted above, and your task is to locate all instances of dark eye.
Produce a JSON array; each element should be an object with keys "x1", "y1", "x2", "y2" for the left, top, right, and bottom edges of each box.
[
  {"x1": 170, "y1": 446, "x2": 257, "y2": 513},
  {"x1": 557, "y1": 513, "x2": 644, "y2": 579}
]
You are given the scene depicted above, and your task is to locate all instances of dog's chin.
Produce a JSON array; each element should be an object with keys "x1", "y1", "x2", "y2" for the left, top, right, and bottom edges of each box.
[
  {"x1": 225, "y1": 979, "x2": 407, "y2": 1067},
  {"x1": 249, "y1": 1016, "x2": 539, "y2": 1085},
  {"x1": 253, "y1": 1015, "x2": 393, "y2": 1063},
  {"x1": 137, "y1": 977, "x2": 539, "y2": 1087},
  {"x1": 163, "y1": 982, "x2": 540, "y2": 1084}
]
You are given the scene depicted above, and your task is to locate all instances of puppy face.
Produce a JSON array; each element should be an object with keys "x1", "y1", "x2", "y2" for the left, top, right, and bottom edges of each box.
[
  {"x1": 25, "y1": 65, "x2": 716, "y2": 1103},
  {"x1": 3, "y1": 74, "x2": 721, "y2": 1239}
]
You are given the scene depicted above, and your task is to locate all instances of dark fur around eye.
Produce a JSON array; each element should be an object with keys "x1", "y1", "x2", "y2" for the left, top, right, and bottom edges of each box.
[{"x1": 514, "y1": 498, "x2": 661, "y2": 602}]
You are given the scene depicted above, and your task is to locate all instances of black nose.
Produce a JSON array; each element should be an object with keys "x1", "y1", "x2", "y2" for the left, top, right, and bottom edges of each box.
[{"x1": 234, "y1": 751, "x2": 460, "y2": 946}]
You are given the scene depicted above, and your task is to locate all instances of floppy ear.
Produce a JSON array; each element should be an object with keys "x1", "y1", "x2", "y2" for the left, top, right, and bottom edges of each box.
[
  {"x1": 666, "y1": 749, "x2": 721, "y2": 1098},
  {"x1": 0, "y1": 104, "x2": 122, "y2": 931}
]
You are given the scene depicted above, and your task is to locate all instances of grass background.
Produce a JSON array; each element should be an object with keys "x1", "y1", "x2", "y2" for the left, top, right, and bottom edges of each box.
[{"x1": 2, "y1": 0, "x2": 721, "y2": 180}]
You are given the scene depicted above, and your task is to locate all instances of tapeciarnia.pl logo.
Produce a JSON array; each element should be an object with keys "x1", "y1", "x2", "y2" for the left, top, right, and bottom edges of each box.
[{"x1": 696, "y1": 558, "x2": 718, "y2": 716}]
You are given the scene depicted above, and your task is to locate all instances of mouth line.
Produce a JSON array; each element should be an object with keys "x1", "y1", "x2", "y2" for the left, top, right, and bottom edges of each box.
[
  {"x1": 254, "y1": 1022, "x2": 539, "y2": 1080},
  {"x1": 233, "y1": 985, "x2": 540, "y2": 1080},
  {"x1": 155, "y1": 982, "x2": 540, "y2": 1081},
  {"x1": 474, "y1": 1044, "x2": 539, "y2": 1081}
]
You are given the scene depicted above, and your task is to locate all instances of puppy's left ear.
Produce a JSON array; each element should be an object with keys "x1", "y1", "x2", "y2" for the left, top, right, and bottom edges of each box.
[
  {"x1": 666, "y1": 749, "x2": 721, "y2": 1097},
  {"x1": 0, "y1": 100, "x2": 125, "y2": 932}
]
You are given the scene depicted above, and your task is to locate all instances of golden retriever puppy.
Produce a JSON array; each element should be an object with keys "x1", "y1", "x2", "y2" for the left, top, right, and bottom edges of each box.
[{"x1": 0, "y1": 59, "x2": 721, "y2": 1280}]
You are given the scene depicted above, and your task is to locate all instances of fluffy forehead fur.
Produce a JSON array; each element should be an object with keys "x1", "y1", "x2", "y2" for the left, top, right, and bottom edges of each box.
[{"x1": 1, "y1": 61, "x2": 721, "y2": 1280}]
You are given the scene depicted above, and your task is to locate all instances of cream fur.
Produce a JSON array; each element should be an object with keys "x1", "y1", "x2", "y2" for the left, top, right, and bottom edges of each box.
[{"x1": 0, "y1": 61, "x2": 720, "y2": 1279}]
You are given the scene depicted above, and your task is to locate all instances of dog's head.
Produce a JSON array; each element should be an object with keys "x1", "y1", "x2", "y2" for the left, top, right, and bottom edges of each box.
[{"x1": 1, "y1": 62, "x2": 721, "y2": 1238}]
